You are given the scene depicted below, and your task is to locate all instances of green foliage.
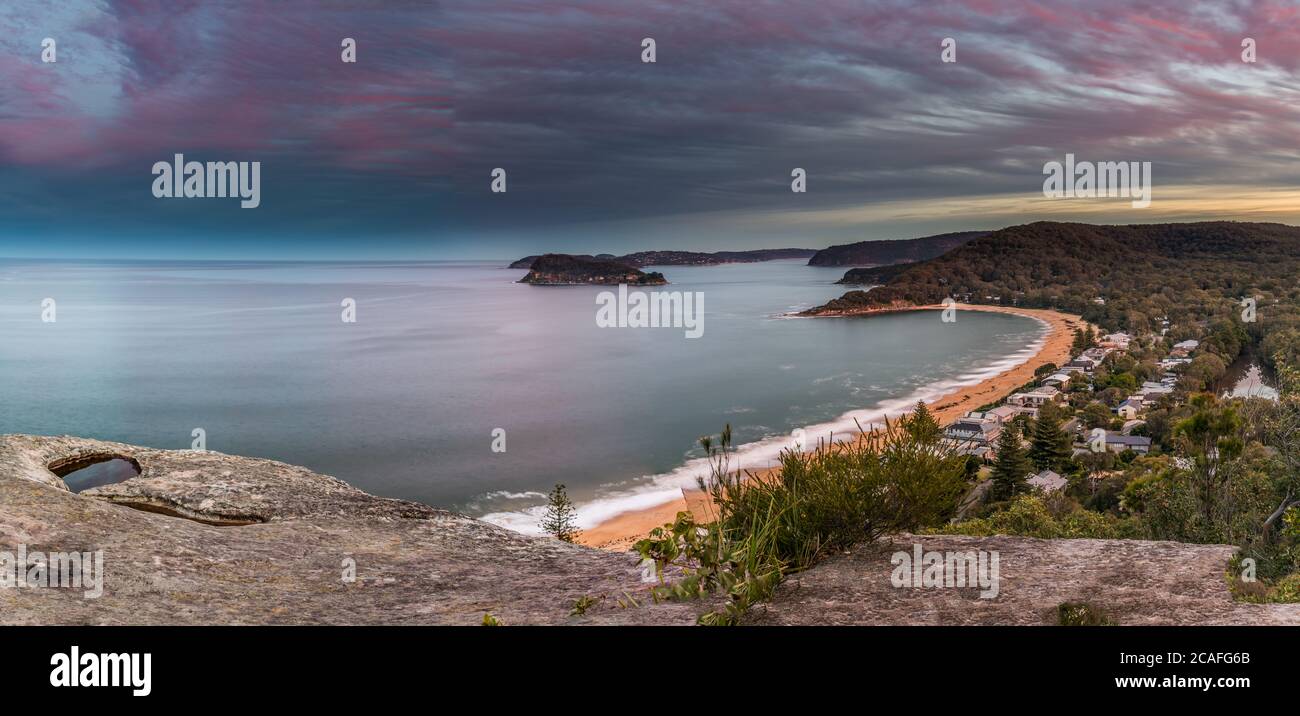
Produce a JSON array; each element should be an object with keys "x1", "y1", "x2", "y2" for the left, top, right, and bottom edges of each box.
[
  {"x1": 1071, "y1": 327, "x2": 1096, "y2": 354},
  {"x1": 1028, "y1": 405, "x2": 1073, "y2": 471},
  {"x1": 990, "y1": 425, "x2": 1032, "y2": 500},
  {"x1": 569, "y1": 595, "x2": 601, "y2": 616},
  {"x1": 905, "y1": 400, "x2": 942, "y2": 443},
  {"x1": 635, "y1": 510, "x2": 784, "y2": 626},
  {"x1": 481, "y1": 613, "x2": 502, "y2": 626},
  {"x1": 637, "y1": 413, "x2": 968, "y2": 624},
  {"x1": 540, "y1": 482, "x2": 581, "y2": 543},
  {"x1": 1080, "y1": 401, "x2": 1112, "y2": 429},
  {"x1": 937, "y1": 494, "x2": 1141, "y2": 539},
  {"x1": 1057, "y1": 601, "x2": 1116, "y2": 626}
]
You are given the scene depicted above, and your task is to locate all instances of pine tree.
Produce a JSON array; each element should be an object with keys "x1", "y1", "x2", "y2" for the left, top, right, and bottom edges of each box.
[
  {"x1": 1028, "y1": 404, "x2": 1073, "y2": 471},
  {"x1": 1071, "y1": 327, "x2": 1096, "y2": 354},
  {"x1": 905, "y1": 400, "x2": 942, "y2": 444},
  {"x1": 540, "y1": 483, "x2": 580, "y2": 542},
  {"x1": 991, "y1": 424, "x2": 1032, "y2": 500}
]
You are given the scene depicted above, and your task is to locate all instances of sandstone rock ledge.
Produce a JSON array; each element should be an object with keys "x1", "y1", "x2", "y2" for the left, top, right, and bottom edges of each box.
[
  {"x1": 746, "y1": 534, "x2": 1300, "y2": 625},
  {"x1": 0, "y1": 435, "x2": 708, "y2": 625},
  {"x1": 4, "y1": 435, "x2": 1297, "y2": 626}
]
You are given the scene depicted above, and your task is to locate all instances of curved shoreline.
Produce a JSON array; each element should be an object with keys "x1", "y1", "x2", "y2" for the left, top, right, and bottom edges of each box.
[{"x1": 576, "y1": 304, "x2": 1089, "y2": 551}]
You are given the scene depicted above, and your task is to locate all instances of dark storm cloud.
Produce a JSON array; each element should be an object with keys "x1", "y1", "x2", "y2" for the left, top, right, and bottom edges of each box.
[{"x1": 2, "y1": 0, "x2": 1299, "y2": 257}]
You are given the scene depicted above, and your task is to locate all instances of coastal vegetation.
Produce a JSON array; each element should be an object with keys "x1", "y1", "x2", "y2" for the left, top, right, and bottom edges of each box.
[
  {"x1": 636, "y1": 414, "x2": 967, "y2": 625},
  {"x1": 540, "y1": 483, "x2": 580, "y2": 543}
]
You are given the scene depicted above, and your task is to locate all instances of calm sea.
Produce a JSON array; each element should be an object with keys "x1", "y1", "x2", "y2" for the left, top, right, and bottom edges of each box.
[{"x1": 0, "y1": 258, "x2": 1045, "y2": 532}]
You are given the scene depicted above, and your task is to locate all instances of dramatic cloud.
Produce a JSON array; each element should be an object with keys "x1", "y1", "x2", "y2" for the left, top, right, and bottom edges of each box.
[{"x1": 2, "y1": 0, "x2": 1299, "y2": 257}]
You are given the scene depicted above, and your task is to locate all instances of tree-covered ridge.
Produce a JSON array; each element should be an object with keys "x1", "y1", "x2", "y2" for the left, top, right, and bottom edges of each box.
[
  {"x1": 809, "y1": 221, "x2": 1300, "y2": 348},
  {"x1": 806, "y1": 230, "x2": 988, "y2": 267}
]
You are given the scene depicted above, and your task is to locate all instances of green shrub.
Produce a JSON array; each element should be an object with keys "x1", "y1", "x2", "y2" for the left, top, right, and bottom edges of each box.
[
  {"x1": 637, "y1": 415, "x2": 969, "y2": 624},
  {"x1": 1057, "y1": 601, "x2": 1116, "y2": 626},
  {"x1": 935, "y1": 494, "x2": 1142, "y2": 539}
]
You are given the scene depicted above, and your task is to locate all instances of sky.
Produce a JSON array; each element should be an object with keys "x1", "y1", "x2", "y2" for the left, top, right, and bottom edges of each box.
[{"x1": 2, "y1": 0, "x2": 1300, "y2": 259}]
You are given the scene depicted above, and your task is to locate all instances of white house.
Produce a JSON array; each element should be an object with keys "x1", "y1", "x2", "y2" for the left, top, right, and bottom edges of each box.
[
  {"x1": 1006, "y1": 386, "x2": 1061, "y2": 407},
  {"x1": 1027, "y1": 469, "x2": 1068, "y2": 492},
  {"x1": 1100, "y1": 332, "x2": 1131, "y2": 350}
]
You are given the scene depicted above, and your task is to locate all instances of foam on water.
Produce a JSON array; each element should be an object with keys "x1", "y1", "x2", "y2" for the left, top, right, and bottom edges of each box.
[{"x1": 484, "y1": 317, "x2": 1048, "y2": 536}]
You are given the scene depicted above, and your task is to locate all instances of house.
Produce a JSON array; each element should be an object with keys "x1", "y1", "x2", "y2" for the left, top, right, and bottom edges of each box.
[
  {"x1": 1138, "y1": 381, "x2": 1174, "y2": 402},
  {"x1": 1103, "y1": 433, "x2": 1152, "y2": 455},
  {"x1": 1099, "y1": 332, "x2": 1131, "y2": 350},
  {"x1": 1027, "y1": 469, "x2": 1068, "y2": 492},
  {"x1": 1170, "y1": 339, "x2": 1200, "y2": 358},
  {"x1": 985, "y1": 405, "x2": 1028, "y2": 424},
  {"x1": 1066, "y1": 355, "x2": 1101, "y2": 372},
  {"x1": 944, "y1": 418, "x2": 1001, "y2": 445},
  {"x1": 1006, "y1": 386, "x2": 1061, "y2": 407},
  {"x1": 1040, "y1": 371, "x2": 1074, "y2": 388},
  {"x1": 1116, "y1": 398, "x2": 1141, "y2": 420},
  {"x1": 959, "y1": 445, "x2": 994, "y2": 461}
]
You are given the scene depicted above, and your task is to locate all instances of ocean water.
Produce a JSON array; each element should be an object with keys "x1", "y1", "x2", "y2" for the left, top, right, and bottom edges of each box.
[{"x1": 0, "y1": 258, "x2": 1046, "y2": 532}]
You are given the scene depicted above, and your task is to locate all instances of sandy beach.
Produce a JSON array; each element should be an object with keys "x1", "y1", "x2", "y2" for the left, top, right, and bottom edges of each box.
[{"x1": 576, "y1": 304, "x2": 1089, "y2": 551}]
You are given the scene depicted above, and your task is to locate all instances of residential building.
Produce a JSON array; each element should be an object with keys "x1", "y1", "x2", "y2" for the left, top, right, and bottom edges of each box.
[
  {"x1": 1103, "y1": 433, "x2": 1152, "y2": 455},
  {"x1": 1006, "y1": 386, "x2": 1061, "y2": 407},
  {"x1": 1027, "y1": 469, "x2": 1068, "y2": 492}
]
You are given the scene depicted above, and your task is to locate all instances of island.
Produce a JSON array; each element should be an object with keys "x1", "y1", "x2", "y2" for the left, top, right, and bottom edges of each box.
[{"x1": 518, "y1": 253, "x2": 668, "y2": 285}]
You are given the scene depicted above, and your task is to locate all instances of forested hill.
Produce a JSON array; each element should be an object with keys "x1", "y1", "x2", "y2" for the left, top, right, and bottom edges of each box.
[
  {"x1": 805, "y1": 221, "x2": 1300, "y2": 362},
  {"x1": 805, "y1": 231, "x2": 988, "y2": 266}
]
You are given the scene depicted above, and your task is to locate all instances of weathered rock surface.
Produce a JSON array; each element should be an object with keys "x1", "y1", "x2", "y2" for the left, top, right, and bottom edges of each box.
[
  {"x1": 0, "y1": 435, "x2": 706, "y2": 625},
  {"x1": 746, "y1": 534, "x2": 1300, "y2": 625},
  {"x1": 4, "y1": 436, "x2": 1296, "y2": 626}
]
